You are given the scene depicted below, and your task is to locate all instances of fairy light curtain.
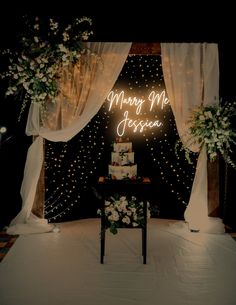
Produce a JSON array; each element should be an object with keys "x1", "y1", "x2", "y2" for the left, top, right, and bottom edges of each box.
[
  {"x1": 7, "y1": 42, "x2": 132, "y2": 234},
  {"x1": 161, "y1": 43, "x2": 225, "y2": 233}
]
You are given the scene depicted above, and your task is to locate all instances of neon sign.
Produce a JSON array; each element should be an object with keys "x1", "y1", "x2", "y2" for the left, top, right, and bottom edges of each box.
[
  {"x1": 117, "y1": 110, "x2": 162, "y2": 136},
  {"x1": 106, "y1": 90, "x2": 170, "y2": 137}
]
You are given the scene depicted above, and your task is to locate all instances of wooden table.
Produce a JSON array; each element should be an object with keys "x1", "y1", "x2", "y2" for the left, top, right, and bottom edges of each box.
[{"x1": 97, "y1": 177, "x2": 151, "y2": 264}]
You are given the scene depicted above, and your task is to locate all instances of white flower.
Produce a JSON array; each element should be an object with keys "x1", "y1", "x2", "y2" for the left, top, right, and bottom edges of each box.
[
  {"x1": 122, "y1": 216, "x2": 131, "y2": 224},
  {"x1": 126, "y1": 211, "x2": 132, "y2": 216},
  {"x1": 176, "y1": 103, "x2": 236, "y2": 169},
  {"x1": 17, "y1": 65, "x2": 23, "y2": 72},
  {"x1": 0, "y1": 15, "x2": 94, "y2": 121},
  {"x1": 33, "y1": 23, "x2": 39, "y2": 30},
  {"x1": 23, "y1": 82, "x2": 29, "y2": 90},
  {"x1": 204, "y1": 111, "x2": 213, "y2": 119},
  {"x1": 63, "y1": 32, "x2": 70, "y2": 42},
  {"x1": 81, "y1": 31, "x2": 90, "y2": 40},
  {"x1": 199, "y1": 115, "x2": 205, "y2": 121},
  {"x1": 98, "y1": 195, "x2": 151, "y2": 235},
  {"x1": 108, "y1": 211, "x2": 119, "y2": 221},
  {"x1": 49, "y1": 18, "x2": 58, "y2": 31},
  {"x1": 58, "y1": 44, "x2": 68, "y2": 53}
]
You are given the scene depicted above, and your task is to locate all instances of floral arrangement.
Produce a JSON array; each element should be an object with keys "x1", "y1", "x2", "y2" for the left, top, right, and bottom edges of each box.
[
  {"x1": 97, "y1": 195, "x2": 151, "y2": 234},
  {"x1": 0, "y1": 15, "x2": 94, "y2": 120},
  {"x1": 176, "y1": 102, "x2": 236, "y2": 169}
]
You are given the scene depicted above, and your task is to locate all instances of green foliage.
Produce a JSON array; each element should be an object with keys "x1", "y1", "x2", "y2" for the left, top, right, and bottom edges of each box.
[
  {"x1": 0, "y1": 16, "x2": 94, "y2": 120},
  {"x1": 176, "y1": 102, "x2": 236, "y2": 169},
  {"x1": 97, "y1": 194, "x2": 151, "y2": 235}
]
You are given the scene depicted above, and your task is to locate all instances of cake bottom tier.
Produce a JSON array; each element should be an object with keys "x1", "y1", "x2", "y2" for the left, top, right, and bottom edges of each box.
[{"x1": 108, "y1": 164, "x2": 137, "y2": 180}]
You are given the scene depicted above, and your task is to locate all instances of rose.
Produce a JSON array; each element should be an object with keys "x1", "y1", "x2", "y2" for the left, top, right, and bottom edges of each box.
[{"x1": 97, "y1": 195, "x2": 151, "y2": 234}]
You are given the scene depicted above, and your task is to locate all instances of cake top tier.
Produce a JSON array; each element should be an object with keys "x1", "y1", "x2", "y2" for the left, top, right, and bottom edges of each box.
[{"x1": 113, "y1": 142, "x2": 132, "y2": 153}]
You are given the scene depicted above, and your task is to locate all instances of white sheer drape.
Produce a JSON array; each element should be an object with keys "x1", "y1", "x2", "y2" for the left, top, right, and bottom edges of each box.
[
  {"x1": 7, "y1": 42, "x2": 132, "y2": 235},
  {"x1": 161, "y1": 43, "x2": 225, "y2": 233}
]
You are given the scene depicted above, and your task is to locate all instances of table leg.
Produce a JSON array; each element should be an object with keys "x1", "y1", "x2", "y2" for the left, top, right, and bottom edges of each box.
[
  {"x1": 100, "y1": 228, "x2": 105, "y2": 264},
  {"x1": 142, "y1": 227, "x2": 147, "y2": 264},
  {"x1": 142, "y1": 201, "x2": 147, "y2": 264},
  {"x1": 100, "y1": 208, "x2": 106, "y2": 264}
]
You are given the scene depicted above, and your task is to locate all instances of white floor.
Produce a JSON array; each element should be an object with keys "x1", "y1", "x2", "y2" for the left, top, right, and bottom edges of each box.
[{"x1": 1, "y1": 218, "x2": 236, "y2": 305}]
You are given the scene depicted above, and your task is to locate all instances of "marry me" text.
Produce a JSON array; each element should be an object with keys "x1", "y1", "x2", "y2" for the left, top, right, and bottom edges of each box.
[{"x1": 106, "y1": 89, "x2": 169, "y2": 136}]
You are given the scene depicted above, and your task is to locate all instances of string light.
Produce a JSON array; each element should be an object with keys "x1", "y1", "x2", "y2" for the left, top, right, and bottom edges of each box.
[
  {"x1": 44, "y1": 110, "x2": 107, "y2": 222},
  {"x1": 44, "y1": 55, "x2": 198, "y2": 221},
  {"x1": 104, "y1": 55, "x2": 197, "y2": 218}
]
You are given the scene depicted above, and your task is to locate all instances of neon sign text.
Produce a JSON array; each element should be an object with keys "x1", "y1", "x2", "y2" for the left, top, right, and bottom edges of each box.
[
  {"x1": 107, "y1": 90, "x2": 145, "y2": 115},
  {"x1": 107, "y1": 89, "x2": 169, "y2": 136},
  {"x1": 148, "y1": 90, "x2": 169, "y2": 110},
  {"x1": 117, "y1": 110, "x2": 162, "y2": 137}
]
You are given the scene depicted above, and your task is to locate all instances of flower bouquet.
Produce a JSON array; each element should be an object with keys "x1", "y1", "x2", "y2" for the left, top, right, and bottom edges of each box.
[
  {"x1": 0, "y1": 15, "x2": 94, "y2": 120},
  {"x1": 97, "y1": 194, "x2": 151, "y2": 234},
  {"x1": 176, "y1": 102, "x2": 236, "y2": 169}
]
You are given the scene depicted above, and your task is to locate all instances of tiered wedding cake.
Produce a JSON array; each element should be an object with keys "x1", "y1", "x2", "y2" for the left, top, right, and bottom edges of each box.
[{"x1": 108, "y1": 139, "x2": 137, "y2": 180}]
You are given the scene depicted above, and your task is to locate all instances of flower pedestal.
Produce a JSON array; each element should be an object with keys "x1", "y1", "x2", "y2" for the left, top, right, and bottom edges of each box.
[{"x1": 97, "y1": 176, "x2": 152, "y2": 264}]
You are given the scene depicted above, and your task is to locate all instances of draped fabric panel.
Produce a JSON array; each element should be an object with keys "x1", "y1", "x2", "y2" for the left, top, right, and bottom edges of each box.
[
  {"x1": 161, "y1": 43, "x2": 225, "y2": 233},
  {"x1": 7, "y1": 42, "x2": 132, "y2": 234}
]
